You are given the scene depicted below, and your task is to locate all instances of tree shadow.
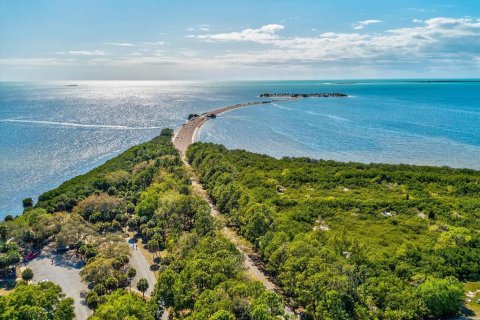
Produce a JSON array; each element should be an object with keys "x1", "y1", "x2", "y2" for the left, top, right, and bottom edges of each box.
[
  {"x1": 0, "y1": 279, "x2": 16, "y2": 291},
  {"x1": 32, "y1": 251, "x2": 85, "y2": 270},
  {"x1": 459, "y1": 305, "x2": 476, "y2": 318}
]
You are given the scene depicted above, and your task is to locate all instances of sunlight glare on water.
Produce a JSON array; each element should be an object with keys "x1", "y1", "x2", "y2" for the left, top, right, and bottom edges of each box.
[{"x1": 1, "y1": 80, "x2": 480, "y2": 216}]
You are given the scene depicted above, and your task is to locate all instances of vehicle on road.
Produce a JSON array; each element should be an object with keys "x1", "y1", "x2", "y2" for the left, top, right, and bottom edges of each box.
[{"x1": 23, "y1": 251, "x2": 40, "y2": 262}]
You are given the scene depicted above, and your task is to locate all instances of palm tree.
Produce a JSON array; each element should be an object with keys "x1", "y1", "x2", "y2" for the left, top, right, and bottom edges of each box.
[
  {"x1": 137, "y1": 278, "x2": 149, "y2": 300},
  {"x1": 127, "y1": 267, "x2": 136, "y2": 288},
  {"x1": 148, "y1": 239, "x2": 160, "y2": 259}
]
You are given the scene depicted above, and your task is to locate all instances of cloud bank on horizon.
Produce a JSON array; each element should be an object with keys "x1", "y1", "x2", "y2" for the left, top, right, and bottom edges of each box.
[{"x1": 0, "y1": 1, "x2": 479, "y2": 80}]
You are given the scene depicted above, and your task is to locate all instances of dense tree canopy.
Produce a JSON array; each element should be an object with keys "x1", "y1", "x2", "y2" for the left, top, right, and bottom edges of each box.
[
  {"x1": 187, "y1": 142, "x2": 480, "y2": 319},
  {"x1": 89, "y1": 290, "x2": 155, "y2": 320},
  {"x1": 0, "y1": 282, "x2": 74, "y2": 320},
  {"x1": 1, "y1": 130, "x2": 288, "y2": 320},
  {"x1": 153, "y1": 233, "x2": 285, "y2": 319}
]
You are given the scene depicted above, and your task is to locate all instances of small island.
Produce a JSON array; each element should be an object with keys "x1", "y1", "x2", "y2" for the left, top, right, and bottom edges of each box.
[{"x1": 260, "y1": 92, "x2": 348, "y2": 98}]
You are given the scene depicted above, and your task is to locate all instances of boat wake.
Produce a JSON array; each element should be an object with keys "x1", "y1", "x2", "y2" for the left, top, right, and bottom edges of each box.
[
  {"x1": 271, "y1": 103, "x2": 293, "y2": 111},
  {"x1": 304, "y1": 111, "x2": 351, "y2": 122},
  {"x1": 1, "y1": 119, "x2": 161, "y2": 130}
]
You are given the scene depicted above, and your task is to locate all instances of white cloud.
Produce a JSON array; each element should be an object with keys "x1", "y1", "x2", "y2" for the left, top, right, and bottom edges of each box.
[
  {"x1": 190, "y1": 18, "x2": 480, "y2": 64},
  {"x1": 68, "y1": 50, "x2": 105, "y2": 56},
  {"x1": 104, "y1": 42, "x2": 136, "y2": 47},
  {"x1": 3, "y1": 17, "x2": 479, "y2": 79},
  {"x1": 194, "y1": 24, "x2": 284, "y2": 43},
  {"x1": 353, "y1": 19, "x2": 383, "y2": 30},
  {"x1": 0, "y1": 58, "x2": 77, "y2": 66},
  {"x1": 181, "y1": 50, "x2": 200, "y2": 57},
  {"x1": 140, "y1": 41, "x2": 165, "y2": 46},
  {"x1": 187, "y1": 24, "x2": 210, "y2": 33}
]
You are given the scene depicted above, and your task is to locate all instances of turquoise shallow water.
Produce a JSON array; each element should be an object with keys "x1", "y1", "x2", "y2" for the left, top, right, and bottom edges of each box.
[{"x1": 1, "y1": 80, "x2": 479, "y2": 216}]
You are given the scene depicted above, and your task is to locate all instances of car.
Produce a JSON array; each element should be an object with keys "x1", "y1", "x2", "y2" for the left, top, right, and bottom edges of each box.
[
  {"x1": 55, "y1": 246, "x2": 70, "y2": 253},
  {"x1": 23, "y1": 250, "x2": 40, "y2": 262},
  {"x1": 39, "y1": 279, "x2": 49, "y2": 283}
]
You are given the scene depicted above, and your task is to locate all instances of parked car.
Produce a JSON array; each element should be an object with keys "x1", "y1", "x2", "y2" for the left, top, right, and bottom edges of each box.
[
  {"x1": 23, "y1": 250, "x2": 40, "y2": 262},
  {"x1": 55, "y1": 246, "x2": 70, "y2": 253}
]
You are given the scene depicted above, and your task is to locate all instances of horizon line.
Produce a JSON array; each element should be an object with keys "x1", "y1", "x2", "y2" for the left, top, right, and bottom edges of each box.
[{"x1": 1, "y1": 77, "x2": 480, "y2": 82}]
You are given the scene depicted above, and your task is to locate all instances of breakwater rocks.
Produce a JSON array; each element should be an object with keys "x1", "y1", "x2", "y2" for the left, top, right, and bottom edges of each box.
[{"x1": 259, "y1": 93, "x2": 348, "y2": 98}]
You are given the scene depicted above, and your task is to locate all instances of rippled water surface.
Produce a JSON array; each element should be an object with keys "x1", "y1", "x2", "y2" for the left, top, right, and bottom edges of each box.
[{"x1": 1, "y1": 80, "x2": 479, "y2": 216}]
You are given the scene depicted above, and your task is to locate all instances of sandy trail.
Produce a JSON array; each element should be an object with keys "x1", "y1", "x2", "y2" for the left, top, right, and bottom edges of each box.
[{"x1": 173, "y1": 98, "x2": 299, "y2": 318}]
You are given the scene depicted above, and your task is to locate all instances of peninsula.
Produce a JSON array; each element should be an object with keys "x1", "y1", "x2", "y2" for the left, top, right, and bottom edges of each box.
[{"x1": 173, "y1": 93, "x2": 348, "y2": 155}]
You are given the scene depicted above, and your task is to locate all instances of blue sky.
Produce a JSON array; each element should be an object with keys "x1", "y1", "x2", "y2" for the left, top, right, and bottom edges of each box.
[{"x1": 0, "y1": 0, "x2": 479, "y2": 80}]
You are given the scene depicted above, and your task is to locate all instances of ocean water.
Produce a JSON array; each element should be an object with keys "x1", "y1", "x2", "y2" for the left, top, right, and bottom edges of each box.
[
  {"x1": 1, "y1": 80, "x2": 479, "y2": 217},
  {"x1": 199, "y1": 80, "x2": 480, "y2": 167}
]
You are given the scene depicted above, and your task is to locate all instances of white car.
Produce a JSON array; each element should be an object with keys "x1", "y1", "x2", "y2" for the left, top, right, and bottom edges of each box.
[{"x1": 39, "y1": 279, "x2": 49, "y2": 283}]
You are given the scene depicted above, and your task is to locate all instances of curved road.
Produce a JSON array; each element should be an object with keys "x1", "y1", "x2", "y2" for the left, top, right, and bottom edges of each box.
[{"x1": 173, "y1": 99, "x2": 294, "y2": 155}]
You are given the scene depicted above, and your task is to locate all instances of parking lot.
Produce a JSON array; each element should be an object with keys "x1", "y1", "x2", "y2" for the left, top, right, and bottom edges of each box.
[{"x1": 26, "y1": 250, "x2": 91, "y2": 320}]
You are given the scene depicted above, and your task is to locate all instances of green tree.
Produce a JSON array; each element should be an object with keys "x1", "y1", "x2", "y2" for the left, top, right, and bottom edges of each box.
[
  {"x1": 416, "y1": 277, "x2": 464, "y2": 318},
  {"x1": 153, "y1": 269, "x2": 177, "y2": 308},
  {"x1": 89, "y1": 290, "x2": 154, "y2": 320},
  {"x1": 137, "y1": 278, "x2": 149, "y2": 299},
  {"x1": 104, "y1": 276, "x2": 118, "y2": 292},
  {"x1": 147, "y1": 239, "x2": 160, "y2": 258},
  {"x1": 209, "y1": 310, "x2": 235, "y2": 320},
  {"x1": 0, "y1": 242, "x2": 21, "y2": 276},
  {"x1": 0, "y1": 282, "x2": 74, "y2": 319},
  {"x1": 127, "y1": 267, "x2": 136, "y2": 288},
  {"x1": 16, "y1": 305, "x2": 48, "y2": 320},
  {"x1": 22, "y1": 198, "x2": 33, "y2": 208},
  {"x1": 93, "y1": 284, "x2": 107, "y2": 296},
  {"x1": 21, "y1": 268, "x2": 34, "y2": 283},
  {"x1": 80, "y1": 257, "x2": 114, "y2": 284},
  {"x1": 86, "y1": 291, "x2": 99, "y2": 309},
  {"x1": 244, "y1": 204, "x2": 273, "y2": 243},
  {"x1": 194, "y1": 211, "x2": 215, "y2": 236},
  {"x1": 54, "y1": 298, "x2": 75, "y2": 320},
  {"x1": 127, "y1": 216, "x2": 140, "y2": 232}
]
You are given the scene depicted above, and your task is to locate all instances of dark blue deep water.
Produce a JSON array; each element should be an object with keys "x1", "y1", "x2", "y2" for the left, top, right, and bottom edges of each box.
[{"x1": 1, "y1": 80, "x2": 479, "y2": 216}]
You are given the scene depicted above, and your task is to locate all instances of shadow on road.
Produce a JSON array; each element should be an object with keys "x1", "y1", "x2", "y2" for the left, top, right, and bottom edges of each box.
[{"x1": 34, "y1": 251, "x2": 85, "y2": 270}]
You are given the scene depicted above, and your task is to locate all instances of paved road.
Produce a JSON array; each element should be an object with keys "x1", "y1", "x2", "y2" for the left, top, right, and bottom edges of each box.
[
  {"x1": 173, "y1": 99, "x2": 295, "y2": 155},
  {"x1": 173, "y1": 98, "x2": 299, "y2": 317},
  {"x1": 27, "y1": 251, "x2": 91, "y2": 320},
  {"x1": 127, "y1": 237, "x2": 156, "y2": 295}
]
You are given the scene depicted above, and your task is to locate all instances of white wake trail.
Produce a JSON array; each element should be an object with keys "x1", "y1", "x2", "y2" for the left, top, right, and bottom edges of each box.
[{"x1": 1, "y1": 119, "x2": 161, "y2": 130}]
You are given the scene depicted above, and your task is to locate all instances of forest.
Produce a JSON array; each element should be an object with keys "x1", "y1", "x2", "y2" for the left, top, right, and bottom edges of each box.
[
  {"x1": 0, "y1": 130, "x2": 285, "y2": 320},
  {"x1": 187, "y1": 142, "x2": 480, "y2": 319}
]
